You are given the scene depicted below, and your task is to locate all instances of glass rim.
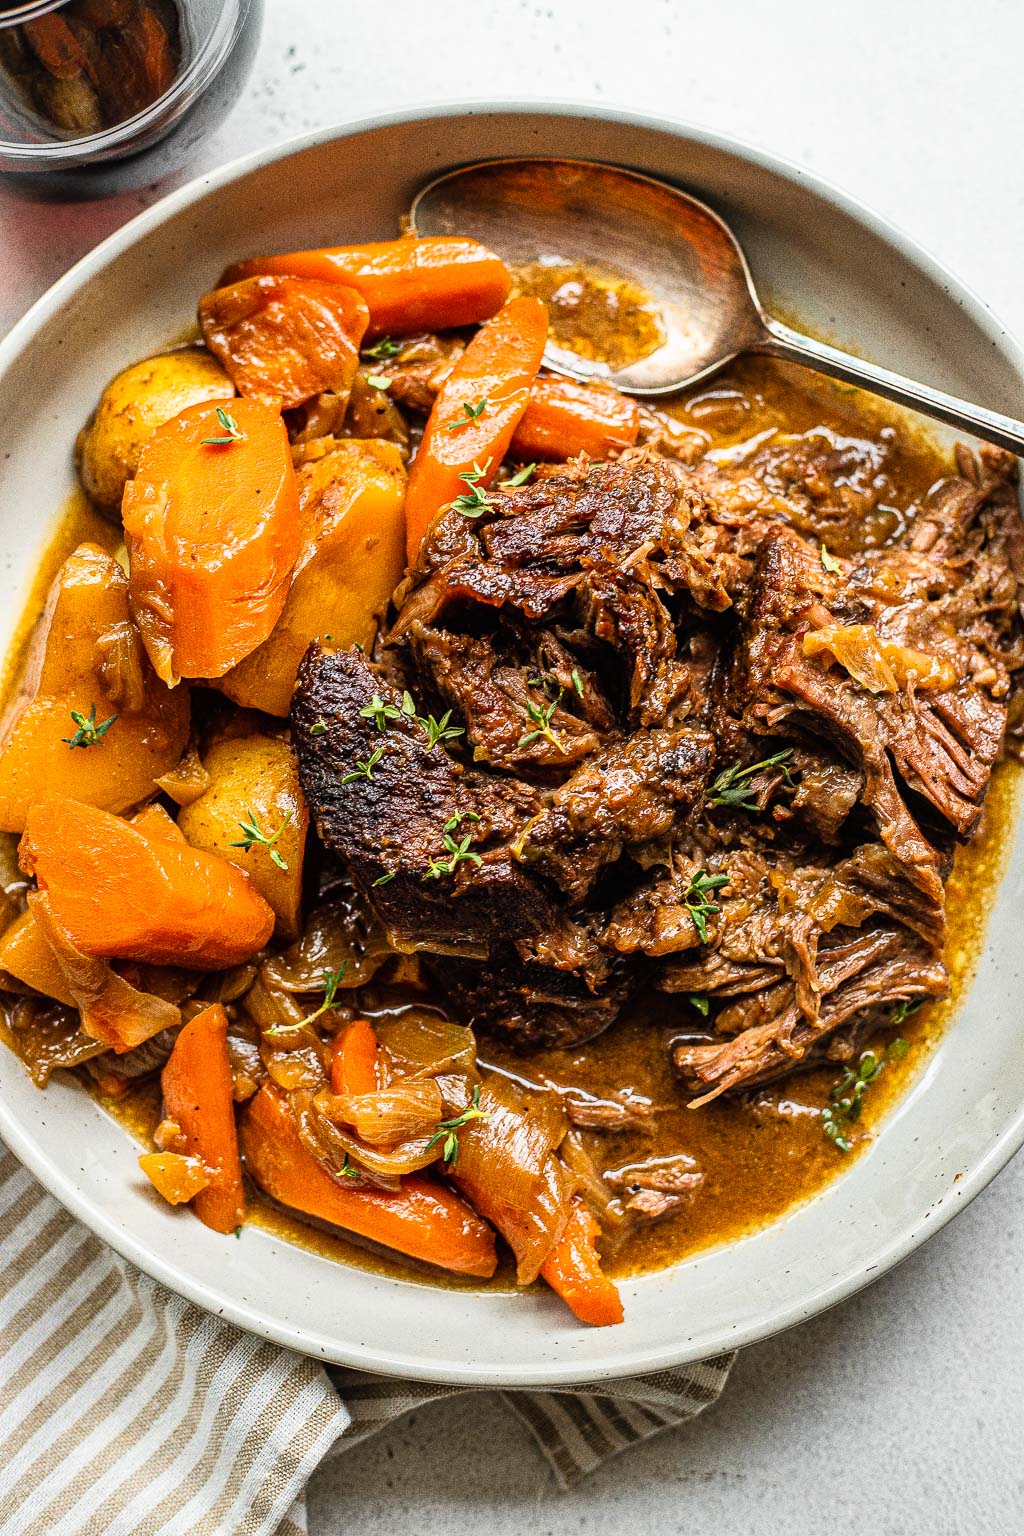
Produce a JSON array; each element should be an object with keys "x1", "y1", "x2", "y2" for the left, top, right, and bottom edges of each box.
[{"x1": 0, "y1": 0, "x2": 250, "y2": 161}]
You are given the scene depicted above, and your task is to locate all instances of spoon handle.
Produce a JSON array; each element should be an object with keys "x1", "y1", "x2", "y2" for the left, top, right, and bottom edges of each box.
[{"x1": 756, "y1": 317, "x2": 1024, "y2": 457}]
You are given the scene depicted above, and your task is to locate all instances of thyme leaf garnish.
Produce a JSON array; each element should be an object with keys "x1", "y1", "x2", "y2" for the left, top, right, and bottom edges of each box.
[
  {"x1": 359, "y1": 692, "x2": 403, "y2": 731},
  {"x1": 518, "y1": 686, "x2": 567, "y2": 753},
  {"x1": 501, "y1": 462, "x2": 536, "y2": 488},
  {"x1": 423, "y1": 811, "x2": 482, "y2": 880},
  {"x1": 707, "y1": 749, "x2": 794, "y2": 811},
  {"x1": 364, "y1": 337, "x2": 403, "y2": 360},
  {"x1": 447, "y1": 397, "x2": 488, "y2": 431},
  {"x1": 451, "y1": 459, "x2": 495, "y2": 518},
  {"x1": 822, "y1": 1038, "x2": 909, "y2": 1152},
  {"x1": 689, "y1": 994, "x2": 710, "y2": 1017},
  {"x1": 424, "y1": 1084, "x2": 488, "y2": 1164},
  {"x1": 420, "y1": 710, "x2": 464, "y2": 750},
  {"x1": 265, "y1": 964, "x2": 347, "y2": 1038},
  {"x1": 341, "y1": 746, "x2": 384, "y2": 784},
  {"x1": 821, "y1": 543, "x2": 841, "y2": 574},
  {"x1": 201, "y1": 406, "x2": 244, "y2": 445},
  {"x1": 684, "y1": 868, "x2": 729, "y2": 943},
  {"x1": 364, "y1": 373, "x2": 391, "y2": 391},
  {"x1": 63, "y1": 703, "x2": 118, "y2": 750},
  {"x1": 309, "y1": 718, "x2": 328, "y2": 736},
  {"x1": 230, "y1": 808, "x2": 293, "y2": 870},
  {"x1": 570, "y1": 667, "x2": 584, "y2": 697}
]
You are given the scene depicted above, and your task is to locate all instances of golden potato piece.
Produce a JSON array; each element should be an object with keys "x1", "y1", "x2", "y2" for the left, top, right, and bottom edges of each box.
[
  {"x1": 77, "y1": 348, "x2": 234, "y2": 513},
  {"x1": 176, "y1": 734, "x2": 308, "y2": 941},
  {"x1": 0, "y1": 543, "x2": 191, "y2": 833},
  {"x1": 216, "y1": 438, "x2": 407, "y2": 717}
]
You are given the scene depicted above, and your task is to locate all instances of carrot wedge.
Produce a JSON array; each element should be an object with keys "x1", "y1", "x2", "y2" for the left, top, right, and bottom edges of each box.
[
  {"x1": 403, "y1": 295, "x2": 549, "y2": 561},
  {"x1": 512, "y1": 377, "x2": 641, "y2": 461},
  {"x1": 540, "y1": 1199, "x2": 624, "y2": 1327},
  {"x1": 158, "y1": 1003, "x2": 245, "y2": 1234},
  {"x1": 123, "y1": 396, "x2": 300, "y2": 684},
  {"x1": 330, "y1": 1017, "x2": 381, "y2": 1096},
  {"x1": 20, "y1": 796, "x2": 274, "y2": 970},
  {"x1": 222, "y1": 237, "x2": 512, "y2": 341},
  {"x1": 241, "y1": 1084, "x2": 497, "y2": 1278}
]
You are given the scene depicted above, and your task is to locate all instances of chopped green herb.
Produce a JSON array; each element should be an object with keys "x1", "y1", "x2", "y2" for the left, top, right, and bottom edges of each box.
[
  {"x1": 891, "y1": 1001, "x2": 922, "y2": 1027},
  {"x1": 518, "y1": 687, "x2": 566, "y2": 753},
  {"x1": 684, "y1": 868, "x2": 729, "y2": 943},
  {"x1": 201, "y1": 406, "x2": 245, "y2": 445},
  {"x1": 359, "y1": 692, "x2": 403, "y2": 731},
  {"x1": 63, "y1": 703, "x2": 118, "y2": 750},
  {"x1": 424, "y1": 1085, "x2": 488, "y2": 1164},
  {"x1": 689, "y1": 994, "x2": 710, "y2": 1017},
  {"x1": 230, "y1": 808, "x2": 293, "y2": 870},
  {"x1": 309, "y1": 718, "x2": 327, "y2": 737},
  {"x1": 570, "y1": 667, "x2": 584, "y2": 697},
  {"x1": 364, "y1": 373, "x2": 391, "y2": 391},
  {"x1": 822, "y1": 1038, "x2": 909, "y2": 1152},
  {"x1": 451, "y1": 459, "x2": 495, "y2": 518},
  {"x1": 341, "y1": 746, "x2": 385, "y2": 784},
  {"x1": 364, "y1": 337, "x2": 403, "y2": 360},
  {"x1": 707, "y1": 749, "x2": 794, "y2": 812},
  {"x1": 234, "y1": 1225, "x2": 243, "y2": 1238},
  {"x1": 372, "y1": 871, "x2": 396, "y2": 887},
  {"x1": 339, "y1": 1154, "x2": 361, "y2": 1179},
  {"x1": 502, "y1": 462, "x2": 536, "y2": 488},
  {"x1": 401, "y1": 691, "x2": 417, "y2": 717},
  {"x1": 447, "y1": 396, "x2": 489, "y2": 431},
  {"x1": 821, "y1": 544, "x2": 841, "y2": 574}
]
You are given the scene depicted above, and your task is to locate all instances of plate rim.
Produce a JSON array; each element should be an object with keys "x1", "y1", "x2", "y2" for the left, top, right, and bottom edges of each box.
[{"x1": 1, "y1": 97, "x2": 1023, "y2": 1386}]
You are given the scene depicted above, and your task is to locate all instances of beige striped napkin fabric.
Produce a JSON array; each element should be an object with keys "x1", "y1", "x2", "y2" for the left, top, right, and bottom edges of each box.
[{"x1": 0, "y1": 1139, "x2": 735, "y2": 1536}]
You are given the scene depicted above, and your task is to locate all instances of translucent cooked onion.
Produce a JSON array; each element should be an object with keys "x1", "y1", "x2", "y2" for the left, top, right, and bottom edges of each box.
[
  {"x1": 291, "y1": 1091, "x2": 411, "y2": 1189},
  {"x1": 448, "y1": 1073, "x2": 579, "y2": 1285},
  {"x1": 155, "y1": 745, "x2": 211, "y2": 807},
  {"x1": 3, "y1": 994, "x2": 105, "y2": 1086},
  {"x1": 314, "y1": 1079, "x2": 444, "y2": 1145},
  {"x1": 29, "y1": 891, "x2": 179, "y2": 1054},
  {"x1": 263, "y1": 887, "x2": 392, "y2": 994}
]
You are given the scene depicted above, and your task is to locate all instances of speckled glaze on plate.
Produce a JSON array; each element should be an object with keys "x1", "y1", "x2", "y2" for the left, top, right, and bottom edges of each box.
[{"x1": 0, "y1": 103, "x2": 1022, "y2": 1385}]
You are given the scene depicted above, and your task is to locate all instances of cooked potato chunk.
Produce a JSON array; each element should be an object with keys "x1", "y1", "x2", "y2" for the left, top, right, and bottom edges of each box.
[
  {"x1": 0, "y1": 543, "x2": 190, "y2": 832},
  {"x1": 77, "y1": 348, "x2": 234, "y2": 513},
  {"x1": 176, "y1": 734, "x2": 309, "y2": 940},
  {"x1": 216, "y1": 438, "x2": 407, "y2": 717}
]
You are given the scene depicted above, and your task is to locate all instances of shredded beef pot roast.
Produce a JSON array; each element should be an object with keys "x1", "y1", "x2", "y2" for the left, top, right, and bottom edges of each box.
[{"x1": 294, "y1": 436, "x2": 1024, "y2": 1093}]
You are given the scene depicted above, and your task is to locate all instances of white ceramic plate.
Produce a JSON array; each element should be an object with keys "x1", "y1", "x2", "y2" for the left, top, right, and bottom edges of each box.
[{"x1": 1, "y1": 104, "x2": 1022, "y2": 1386}]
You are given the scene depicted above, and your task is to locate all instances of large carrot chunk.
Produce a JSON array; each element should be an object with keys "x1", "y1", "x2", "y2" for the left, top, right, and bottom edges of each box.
[
  {"x1": 540, "y1": 1198, "x2": 624, "y2": 1327},
  {"x1": 222, "y1": 237, "x2": 512, "y2": 340},
  {"x1": 512, "y1": 377, "x2": 641, "y2": 461},
  {"x1": 19, "y1": 796, "x2": 274, "y2": 970},
  {"x1": 199, "y1": 275, "x2": 369, "y2": 409},
  {"x1": 122, "y1": 397, "x2": 300, "y2": 684},
  {"x1": 403, "y1": 295, "x2": 548, "y2": 562},
  {"x1": 241, "y1": 1084, "x2": 497, "y2": 1278},
  {"x1": 154, "y1": 1004, "x2": 245, "y2": 1234}
]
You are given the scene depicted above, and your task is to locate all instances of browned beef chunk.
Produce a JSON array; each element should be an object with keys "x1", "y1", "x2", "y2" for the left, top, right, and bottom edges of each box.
[
  {"x1": 522, "y1": 726, "x2": 714, "y2": 903},
  {"x1": 433, "y1": 947, "x2": 628, "y2": 1049}
]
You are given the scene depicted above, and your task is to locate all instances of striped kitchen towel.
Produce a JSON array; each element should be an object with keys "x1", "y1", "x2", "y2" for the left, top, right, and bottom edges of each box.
[{"x1": 0, "y1": 1140, "x2": 735, "y2": 1536}]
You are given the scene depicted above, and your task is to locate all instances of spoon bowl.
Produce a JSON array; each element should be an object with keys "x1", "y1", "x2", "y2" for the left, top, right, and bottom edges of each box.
[{"x1": 412, "y1": 156, "x2": 1024, "y2": 454}]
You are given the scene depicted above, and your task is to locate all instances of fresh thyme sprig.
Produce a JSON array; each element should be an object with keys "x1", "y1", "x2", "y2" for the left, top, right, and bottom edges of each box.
[
  {"x1": 447, "y1": 397, "x2": 488, "y2": 431},
  {"x1": 570, "y1": 667, "x2": 584, "y2": 697},
  {"x1": 424, "y1": 1085, "x2": 488, "y2": 1164},
  {"x1": 822, "y1": 1038, "x2": 910, "y2": 1152},
  {"x1": 684, "y1": 868, "x2": 730, "y2": 943},
  {"x1": 891, "y1": 998, "x2": 924, "y2": 1027},
  {"x1": 359, "y1": 693, "x2": 403, "y2": 731},
  {"x1": 707, "y1": 749, "x2": 794, "y2": 811},
  {"x1": 201, "y1": 406, "x2": 244, "y2": 445},
  {"x1": 420, "y1": 710, "x2": 464, "y2": 750},
  {"x1": 501, "y1": 462, "x2": 536, "y2": 488},
  {"x1": 518, "y1": 687, "x2": 567, "y2": 753},
  {"x1": 451, "y1": 459, "x2": 495, "y2": 518},
  {"x1": 63, "y1": 703, "x2": 118, "y2": 750},
  {"x1": 309, "y1": 718, "x2": 327, "y2": 736},
  {"x1": 363, "y1": 337, "x2": 403, "y2": 360},
  {"x1": 231, "y1": 808, "x2": 293, "y2": 870},
  {"x1": 424, "y1": 812, "x2": 482, "y2": 880},
  {"x1": 265, "y1": 964, "x2": 347, "y2": 1038},
  {"x1": 342, "y1": 746, "x2": 385, "y2": 784}
]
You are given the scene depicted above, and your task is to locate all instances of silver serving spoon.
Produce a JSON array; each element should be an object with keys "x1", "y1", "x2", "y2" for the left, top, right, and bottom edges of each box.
[{"x1": 410, "y1": 157, "x2": 1024, "y2": 456}]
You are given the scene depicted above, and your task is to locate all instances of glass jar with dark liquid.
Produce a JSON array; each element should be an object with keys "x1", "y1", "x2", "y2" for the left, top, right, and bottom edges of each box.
[{"x1": 0, "y1": 0, "x2": 263, "y2": 194}]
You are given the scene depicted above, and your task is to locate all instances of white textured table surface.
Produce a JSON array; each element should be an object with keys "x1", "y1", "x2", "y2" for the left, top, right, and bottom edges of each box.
[{"x1": 2, "y1": 2, "x2": 1023, "y2": 1531}]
